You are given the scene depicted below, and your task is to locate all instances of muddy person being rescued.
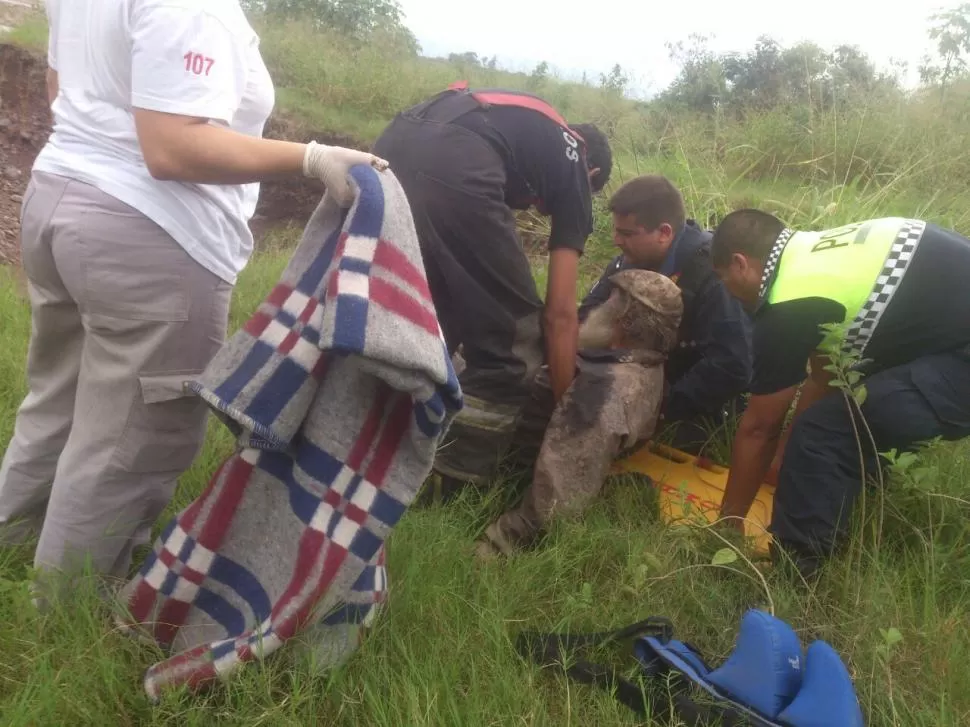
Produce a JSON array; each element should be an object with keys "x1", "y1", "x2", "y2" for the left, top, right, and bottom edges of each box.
[{"x1": 476, "y1": 268, "x2": 685, "y2": 557}]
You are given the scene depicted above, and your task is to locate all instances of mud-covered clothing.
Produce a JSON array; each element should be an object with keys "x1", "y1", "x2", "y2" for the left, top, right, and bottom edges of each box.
[
  {"x1": 372, "y1": 88, "x2": 594, "y2": 484},
  {"x1": 483, "y1": 348, "x2": 666, "y2": 552},
  {"x1": 579, "y1": 221, "x2": 752, "y2": 425}
]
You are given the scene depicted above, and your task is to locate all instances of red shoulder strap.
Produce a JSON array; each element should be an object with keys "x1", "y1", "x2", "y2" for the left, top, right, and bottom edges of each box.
[{"x1": 443, "y1": 83, "x2": 585, "y2": 145}]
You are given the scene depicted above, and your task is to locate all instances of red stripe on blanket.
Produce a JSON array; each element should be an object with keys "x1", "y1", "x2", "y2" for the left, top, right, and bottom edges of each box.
[
  {"x1": 346, "y1": 385, "x2": 391, "y2": 471},
  {"x1": 311, "y1": 352, "x2": 331, "y2": 381},
  {"x1": 269, "y1": 526, "x2": 350, "y2": 641},
  {"x1": 365, "y1": 393, "x2": 413, "y2": 486},
  {"x1": 174, "y1": 456, "x2": 228, "y2": 533},
  {"x1": 193, "y1": 453, "x2": 256, "y2": 552},
  {"x1": 335, "y1": 231, "x2": 348, "y2": 256},
  {"x1": 243, "y1": 311, "x2": 273, "y2": 337},
  {"x1": 153, "y1": 599, "x2": 193, "y2": 647},
  {"x1": 343, "y1": 501, "x2": 369, "y2": 524},
  {"x1": 369, "y1": 277, "x2": 439, "y2": 337},
  {"x1": 147, "y1": 644, "x2": 219, "y2": 692},
  {"x1": 159, "y1": 547, "x2": 178, "y2": 569},
  {"x1": 148, "y1": 453, "x2": 256, "y2": 638},
  {"x1": 373, "y1": 240, "x2": 434, "y2": 303},
  {"x1": 299, "y1": 296, "x2": 319, "y2": 323},
  {"x1": 126, "y1": 580, "x2": 161, "y2": 625},
  {"x1": 184, "y1": 662, "x2": 219, "y2": 693},
  {"x1": 278, "y1": 330, "x2": 300, "y2": 355},
  {"x1": 265, "y1": 283, "x2": 294, "y2": 309},
  {"x1": 325, "y1": 268, "x2": 339, "y2": 300}
]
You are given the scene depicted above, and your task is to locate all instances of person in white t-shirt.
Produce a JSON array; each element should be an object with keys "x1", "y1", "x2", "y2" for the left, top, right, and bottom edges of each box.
[{"x1": 0, "y1": 0, "x2": 388, "y2": 595}]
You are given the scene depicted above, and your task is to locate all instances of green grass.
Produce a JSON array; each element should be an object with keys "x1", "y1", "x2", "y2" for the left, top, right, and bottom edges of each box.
[
  {"x1": 4, "y1": 11, "x2": 970, "y2": 727},
  {"x1": 0, "y1": 14, "x2": 47, "y2": 53},
  {"x1": 3, "y1": 212, "x2": 970, "y2": 726}
]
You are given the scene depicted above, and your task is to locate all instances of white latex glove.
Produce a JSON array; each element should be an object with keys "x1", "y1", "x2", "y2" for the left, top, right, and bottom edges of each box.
[{"x1": 303, "y1": 141, "x2": 390, "y2": 207}]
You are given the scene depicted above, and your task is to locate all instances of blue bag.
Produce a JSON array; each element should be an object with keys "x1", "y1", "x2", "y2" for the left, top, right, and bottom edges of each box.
[{"x1": 516, "y1": 609, "x2": 864, "y2": 726}]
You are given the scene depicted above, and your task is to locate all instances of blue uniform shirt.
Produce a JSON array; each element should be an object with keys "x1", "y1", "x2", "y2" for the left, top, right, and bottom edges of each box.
[{"x1": 578, "y1": 220, "x2": 753, "y2": 423}]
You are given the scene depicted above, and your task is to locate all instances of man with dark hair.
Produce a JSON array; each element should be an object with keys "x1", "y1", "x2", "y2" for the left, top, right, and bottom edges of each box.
[
  {"x1": 579, "y1": 175, "x2": 752, "y2": 454},
  {"x1": 712, "y1": 209, "x2": 970, "y2": 577},
  {"x1": 372, "y1": 83, "x2": 613, "y2": 494}
]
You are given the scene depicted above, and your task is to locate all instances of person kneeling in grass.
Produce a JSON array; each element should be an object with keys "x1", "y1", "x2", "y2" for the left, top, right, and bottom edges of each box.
[{"x1": 476, "y1": 269, "x2": 684, "y2": 557}]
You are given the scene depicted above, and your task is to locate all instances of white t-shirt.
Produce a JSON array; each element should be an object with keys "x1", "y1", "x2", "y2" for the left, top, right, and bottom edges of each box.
[{"x1": 35, "y1": 0, "x2": 275, "y2": 284}]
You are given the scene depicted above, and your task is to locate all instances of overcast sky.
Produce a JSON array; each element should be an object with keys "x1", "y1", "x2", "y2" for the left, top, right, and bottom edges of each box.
[{"x1": 396, "y1": 0, "x2": 956, "y2": 97}]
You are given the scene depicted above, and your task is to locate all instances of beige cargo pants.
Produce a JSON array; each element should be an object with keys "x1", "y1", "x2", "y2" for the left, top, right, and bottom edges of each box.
[{"x1": 0, "y1": 171, "x2": 231, "y2": 585}]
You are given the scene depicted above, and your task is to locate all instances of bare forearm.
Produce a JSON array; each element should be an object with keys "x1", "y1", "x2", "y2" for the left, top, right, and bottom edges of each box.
[
  {"x1": 46, "y1": 69, "x2": 58, "y2": 107},
  {"x1": 770, "y1": 373, "x2": 835, "y2": 476},
  {"x1": 136, "y1": 115, "x2": 307, "y2": 185},
  {"x1": 544, "y1": 311, "x2": 578, "y2": 402},
  {"x1": 721, "y1": 426, "x2": 778, "y2": 521}
]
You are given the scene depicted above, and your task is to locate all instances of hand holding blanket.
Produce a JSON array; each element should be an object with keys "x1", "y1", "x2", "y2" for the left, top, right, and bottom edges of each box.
[{"x1": 114, "y1": 164, "x2": 462, "y2": 700}]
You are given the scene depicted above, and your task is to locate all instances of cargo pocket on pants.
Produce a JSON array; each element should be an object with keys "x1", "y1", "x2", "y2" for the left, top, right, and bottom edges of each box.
[{"x1": 116, "y1": 373, "x2": 209, "y2": 475}]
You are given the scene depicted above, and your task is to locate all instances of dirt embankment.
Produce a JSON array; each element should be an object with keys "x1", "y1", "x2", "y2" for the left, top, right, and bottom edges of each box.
[
  {"x1": 0, "y1": 42, "x2": 368, "y2": 267},
  {"x1": 0, "y1": 42, "x2": 47, "y2": 265}
]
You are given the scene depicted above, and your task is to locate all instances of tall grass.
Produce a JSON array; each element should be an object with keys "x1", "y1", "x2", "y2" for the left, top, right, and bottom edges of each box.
[
  {"x1": 2, "y1": 11, "x2": 970, "y2": 726},
  {"x1": 2, "y1": 251, "x2": 969, "y2": 724},
  {"x1": 249, "y1": 18, "x2": 970, "y2": 234}
]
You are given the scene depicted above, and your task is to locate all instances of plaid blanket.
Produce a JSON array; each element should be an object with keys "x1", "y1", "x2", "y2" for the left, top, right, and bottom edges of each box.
[{"x1": 114, "y1": 164, "x2": 463, "y2": 701}]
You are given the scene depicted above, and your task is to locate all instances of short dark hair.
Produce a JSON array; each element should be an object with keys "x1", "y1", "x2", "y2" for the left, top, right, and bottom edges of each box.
[
  {"x1": 571, "y1": 123, "x2": 612, "y2": 193},
  {"x1": 608, "y1": 174, "x2": 686, "y2": 233},
  {"x1": 711, "y1": 209, "x2": 786, "y2": 268}
]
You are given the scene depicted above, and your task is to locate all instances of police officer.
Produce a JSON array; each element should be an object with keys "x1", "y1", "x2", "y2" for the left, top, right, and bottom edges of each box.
[
  {"x1": 712, "y1": 209, "x2": 970, "y2": 576},
  {"x1": 579, "y1": 175, "x2": 752, "y2": 454},
  {"x1": 372, "y1": 83, "x2": 613, "y2": 495}
]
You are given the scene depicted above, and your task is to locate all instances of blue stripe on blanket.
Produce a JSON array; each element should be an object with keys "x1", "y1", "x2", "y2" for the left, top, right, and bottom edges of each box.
[
  {"x1": 243, "y1": 357, "x2": 311, "y2": 433},
  {"x1": 297, "y1": 224, "x2": 343, "y2": 297},
  {"x1": 261, "y1": 440, "x2": 407, "y2": 533},
  {"x1": 257, "y1": 449, "x2": 331, "y2": 524},
  {"x1": 413, "y1": 400, "x2": 440, "y2": 438},
  {"x1": 368, "y1": 489, "x2": 407, "y2": 525},
  {"x1": 349, "y1": 562, "x2": 377, "y2": 592},
  {"x1": 348, "y1": 165, "x2": 385, "y2": 240},
  {"x1": 331, "y1": 294, "x2": 369, "y2": 353},
  {"x1": 341, "y1": 256, "x2": 373, "y2": 276},
  {"x1": 209, "y1": 340, "x2": 275, "y2": 417},
  {"x1": 302, "y1": 326, "x2": 321, "y2": 346},
  {"x1": 194, "y1": 588, "x2": 246, "y2": 636},
  {"x1": 275, "y1": 308, "x2": 297, "y2": 329},
  {"x1": 211, "y1": 638, "x2": 238, "y2": 662},
  {"x1": 206, "y1": 554, "x2": 273, "y2": 622}
]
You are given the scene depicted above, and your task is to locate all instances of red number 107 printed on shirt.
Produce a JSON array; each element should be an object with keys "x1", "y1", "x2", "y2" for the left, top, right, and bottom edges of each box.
[{"x1": 183, "y1": 51, "x2": 215, "y2": 76}]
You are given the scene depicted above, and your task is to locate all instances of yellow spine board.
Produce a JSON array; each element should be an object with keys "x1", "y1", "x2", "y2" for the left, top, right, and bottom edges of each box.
[{"x1": 611, "y1": 443, "x2": 775, "y2": 554}]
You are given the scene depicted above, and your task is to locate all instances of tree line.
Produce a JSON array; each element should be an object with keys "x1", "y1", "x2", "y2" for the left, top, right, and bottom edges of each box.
[{"x1": 246, "y1": 0, "x2": 970, "y2": 111}]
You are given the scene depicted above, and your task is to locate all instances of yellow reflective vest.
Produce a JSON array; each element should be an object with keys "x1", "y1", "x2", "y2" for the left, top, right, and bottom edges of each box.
[{"x1": 763, "y1": 218, "x2": 927, "y2": 352}]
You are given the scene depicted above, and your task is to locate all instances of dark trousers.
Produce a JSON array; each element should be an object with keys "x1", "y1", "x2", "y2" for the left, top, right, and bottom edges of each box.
[
  {"x1": 372, "y1": 96, "x2": 545, "y2": 484},
  {"x1": 772, "y1": 349, "x2": 970, "y2": 568},
  {"x1": 656, "y1": 393, "x2": 747, "y2": 457}
]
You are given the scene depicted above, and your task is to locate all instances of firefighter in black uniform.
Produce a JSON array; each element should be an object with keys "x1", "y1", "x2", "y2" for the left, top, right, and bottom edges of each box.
[
  {"x1": 372, "y1": 83, "x2": 613, "y2": 496},
  {"x1": 579, "y1": 175, "x2": 753, "y2": 454},
  {"x1": 712, "y1": 209, "x2": 970, "y2": 577}
]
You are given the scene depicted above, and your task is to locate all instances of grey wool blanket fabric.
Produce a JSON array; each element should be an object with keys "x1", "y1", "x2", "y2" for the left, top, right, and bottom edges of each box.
[{"x1": 114, "y1": 164, "x2": 463, "y2": 700}]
